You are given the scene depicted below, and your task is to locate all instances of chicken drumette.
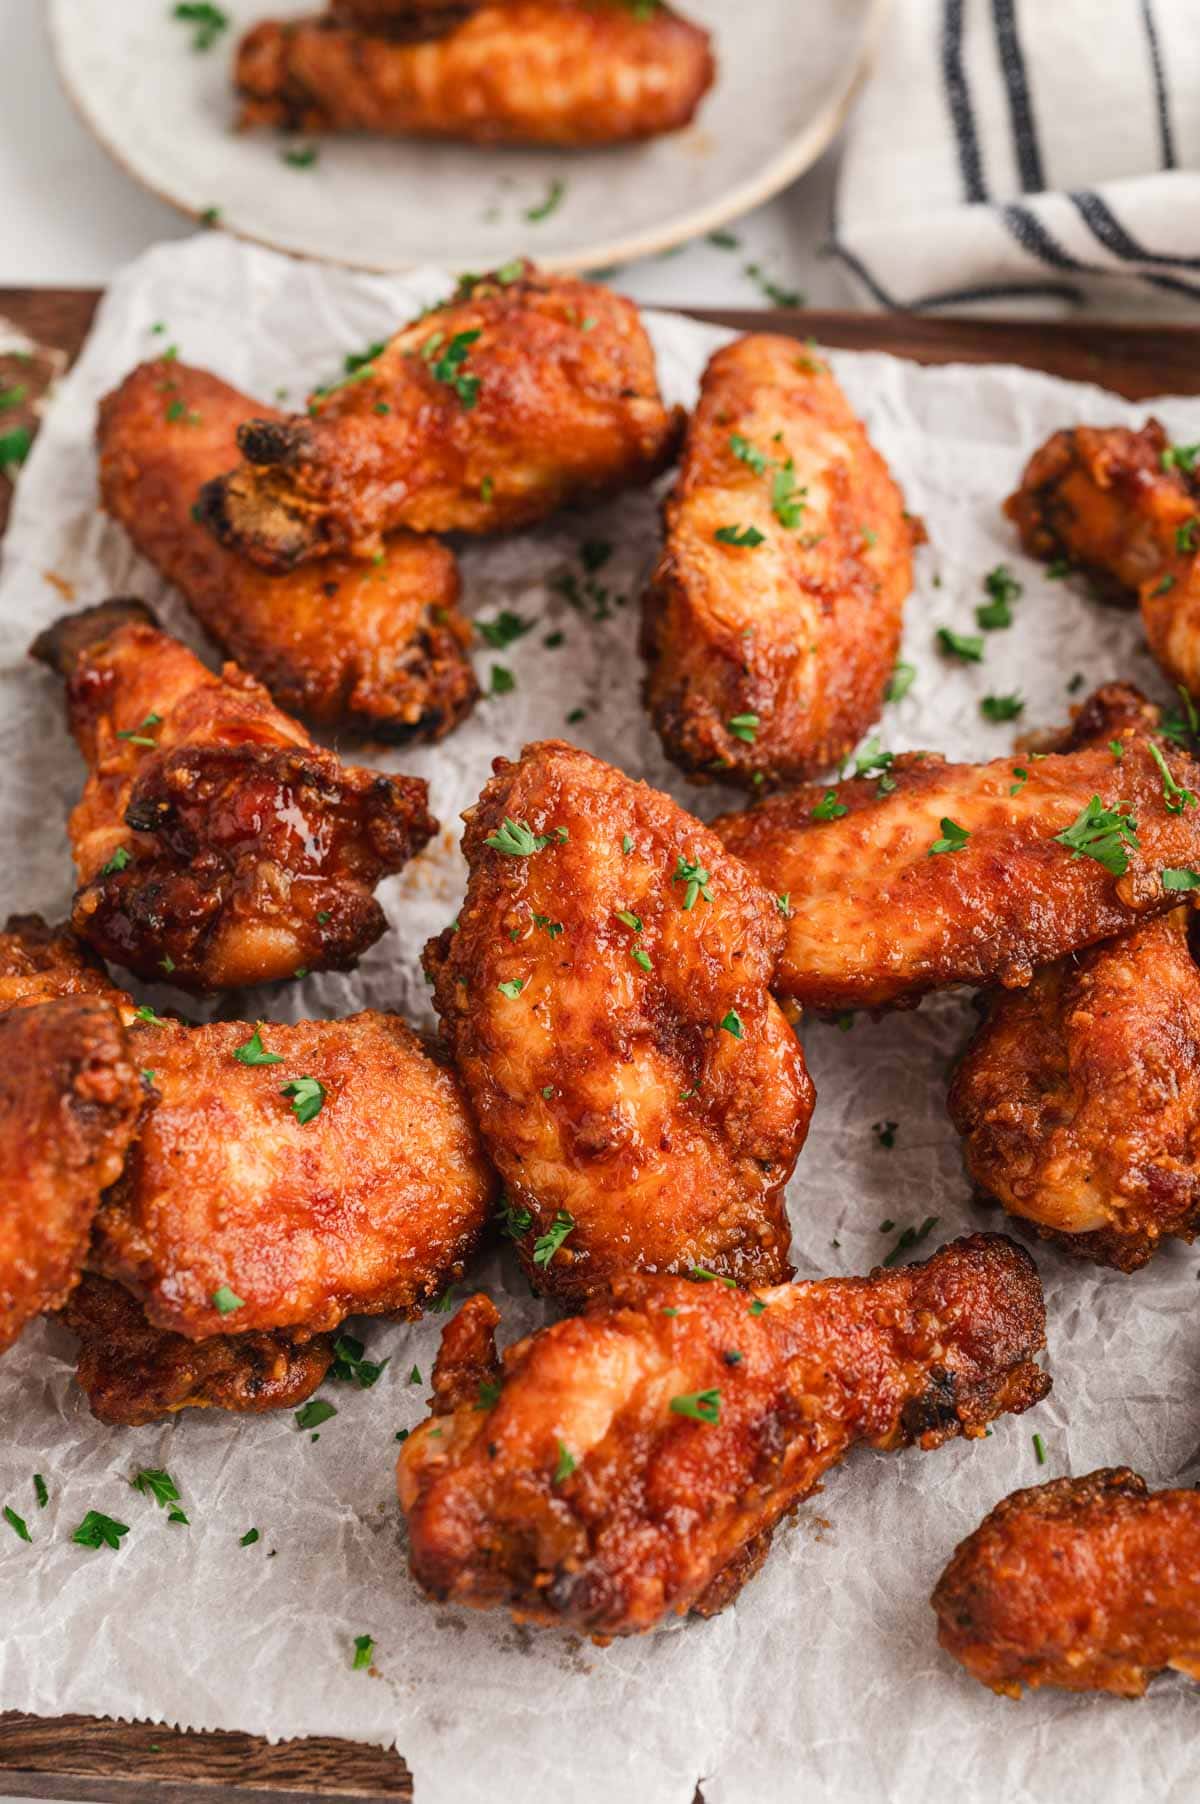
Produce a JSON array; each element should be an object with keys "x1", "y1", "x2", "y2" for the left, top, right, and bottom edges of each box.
[
  {"x1": 424, "y1": 739, "x2": 814, "y2": 1301},
  {"x1": 98, "y1": 359, "x2": 478, "y2": 742},
  {"x1": 643, "y1": 333, "x2": 918, "y2": 788},
  {"x1": 399, "y1": 1234, "x2": 1049, "y2": 1636},
  {"x1": 196, "y1": 266, "x2": 683, "y2": 571},
  {"x1": 33, "y1": 600, "x2": 436, "y2": 991}
]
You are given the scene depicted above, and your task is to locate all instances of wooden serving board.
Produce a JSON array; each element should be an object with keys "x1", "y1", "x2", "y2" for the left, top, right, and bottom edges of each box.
[{"x1": 2, "y1": 289, "x2": 1199, "y2": 1804}]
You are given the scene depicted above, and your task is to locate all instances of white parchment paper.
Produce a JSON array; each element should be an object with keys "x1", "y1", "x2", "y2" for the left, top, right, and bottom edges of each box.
[{"x1": 1, "y1": 235, "x2": 1199, "y2": 1804}]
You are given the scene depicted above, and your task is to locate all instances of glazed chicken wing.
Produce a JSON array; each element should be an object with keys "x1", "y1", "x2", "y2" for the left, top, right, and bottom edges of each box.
[
  {"x1": 236, "y1": 3, "x2": 714, "y2": 145},
  {"x1": 424, "y1": 740, "x2": 814, "y2": 1301},
  {"x1": 714, "y1": 690, "x2": 1200, "y2": 1012},
  {"x1": 98, "y1": 360, "x2": 477, "y2": 742},
  {"x1": 62, "y1": 1274, "x2": 334, "y2": 1427},
  {"x1": 398, "y1": 1234, "x2": 1049, "y2": 1635},
  {"x1": 32, "y1": 600, "x2": 436, "y2": 991},
  {"x1": 0, "y1": 912, "x2": 122, "y2": 1011},
  {"x1": 642, "y1": 334, "x2": 917, "y2": 788},
  {"x1": 196, "y1": 267, "x2": 683, "y2": 571},
  {"x1": 933, "y1": 1468, "x2": 1200, "y2": 1697}
]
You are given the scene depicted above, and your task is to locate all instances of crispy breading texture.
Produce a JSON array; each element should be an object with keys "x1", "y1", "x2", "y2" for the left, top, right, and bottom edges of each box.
[
  {"x1": 398, "y1": 1234, "x2": 1049, "y2": 1635},
  {"x1": 642, "y1": 334, "x2": 917, "y2": 787},
  {"x1": 0, "y1": 998, "x2": 143, "y2": 1355},
  {"x1": 90, "y1": 1010, "x2": 496, "y2": 1339},
  {"x1": 714, "y1": 691, "x2": 1200, "y2": 1011},
  {"x1": 31, "y1": 601, "x2": 436, "y2": 992},
  {"x1": 933, "y1": 1468, "x2": 1200, "y2": 1697},
  {"x1": 425, "y1": 739, "x2": 814, "y2": 1300},
  {"x1": 97, "y1": 360, "x2": 477, "y2": 742},
  {"x1": 0, "y1": 912, "x2": 121, "y2": 1011},
  {"x1": 195, "y1": 266, "x2": 684, "y2": 570},
  {"x1": 236, "y1": 3, "x2": 714, "y2": 145},
  {"x1": 62, "y1": 1274, "x2": 334, "y2": 1426}
]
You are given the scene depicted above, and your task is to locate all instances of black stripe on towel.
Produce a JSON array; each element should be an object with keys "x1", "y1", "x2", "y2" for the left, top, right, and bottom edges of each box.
[
  {"x1": 1071, "y1": 189, "x2": 1200, "y2": 270},
  {"x1": 999, "y1": 203, "x2": 1093, "y2": 273},
  {"x1": 909, "y1": 278, "x2": 1085, "y2": 310},
  {"x1": 942, "y1": 0, "x2": 988, "y2": 202},
  {"x1": 1140, "y1": 0, "x2": 1177, "y2": 169},
  {"x1": 992, "y1": 0, "x2": 1046, "y2": 193}
]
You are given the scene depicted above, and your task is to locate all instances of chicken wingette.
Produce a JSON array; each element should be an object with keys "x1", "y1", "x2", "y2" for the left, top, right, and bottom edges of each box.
[
  {"x1": 424, "y1": 739, "x2": 814, "y2": 1301},
  {"x1": 398, "y1": 1234, "x2": 1049, "y2": 1635},
  {"x1": 643, "y1": 333, "x2": 917, "y2": 788},
  {"x1": 196, "y1": 266, "x2": 684, "y2": 571},
  {"x1": 33, "y1": 600, "x2": 436, "y2": 991},
  {"x1": 98, "y1": 359, "x2": 477, "y2": 742}
]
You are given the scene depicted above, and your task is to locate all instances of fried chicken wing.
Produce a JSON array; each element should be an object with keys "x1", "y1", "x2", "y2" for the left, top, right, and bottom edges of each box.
[
  {"x1": 329, "y1": 0, "x2": 483, "y2": 38},
  {"x1": 714, "y1": 693, "x2": 1200, "y2": 1012},
  {"x1": 196, "y1": 267, "x2": 684, "y2": 571},
  {"x1": 98, "y1": 360, "x2": 477, "y2": 742},
  {"x1": 642, "y1": 334, "x2": 917, "y2": 788},
  {"x1": 62, "y1": 1274, "x2": 333, "y2": 1427},
  {"x1": 0, "y1": 997, "x2": 143, "y2": 1355},
  {"x1": 32, "y1": 600, "x2": 436, "y2": 991},
  {"x1": 933, "y1": 1468, "x2": 1200, "y2": 1696},
  {"x1": 424, "y1": 740, "x2": 814, "y2": 1301},
  {"x1": 0, "y1": 912, "x2": 121, "y2": 1011},
  {"x1": 398, "y1": 1234, "x2": 1049, "y2": 1635},
  {"x1": 236, "y1": 3, "x2": 714, "y2": 146},
  {"x1": 90, "y1": 1008, "x2": 496, "y2": 1339}
]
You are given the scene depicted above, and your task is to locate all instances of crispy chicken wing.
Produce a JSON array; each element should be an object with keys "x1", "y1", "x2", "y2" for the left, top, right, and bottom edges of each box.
[
  {"x1": 236, "y1": 3, "x2": 714, "y2": 146},
  {"x1": 424, "y1": 740, "x2": 814, "y2": 1301},
  {"x1": 0, "y1": 997, "x2": 143, "y2": 1355},
  {"x1": 196, "y1": 267, "x2": 684, "y2": 571},
  {"x1": 642, "y1": 334, "x2": 917, "y2": 788},
  {"x1": 398, "y1": 1234, "x2": 1049, "y2": 1635},
  {"x1": 32, "y1": 600, "x2": 436, "y2": 991},
  {"x1": 90, "y1": 1009, "x2": 496, "y2": 1339},
  {"x1": 62, "y1": 1274, "x2": 334, "y2": 1427},
  {"x1": 0, "y1": 912, "x2": 121, "y2": 1011},
  {"x1": 933, "y1": 1468, "x2": 1200, "y2": 1697},
  {"x1": 714, "y1": 691, "x2": 1200, "y2": 1012},
  {"x1": 97, "y1": 360, "x2": 477, "y2": 742}
]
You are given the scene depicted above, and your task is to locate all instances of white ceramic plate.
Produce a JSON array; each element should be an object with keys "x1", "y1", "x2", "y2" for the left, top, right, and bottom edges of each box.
[{"x1": 49, "y1": 0, "x2": 888, "y2": 273}]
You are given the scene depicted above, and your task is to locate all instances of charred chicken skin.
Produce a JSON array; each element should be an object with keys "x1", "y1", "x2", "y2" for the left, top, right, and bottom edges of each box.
[
  {"x1": 398, "y1": 1234, "x2": 1049, "y2": 1636},
  {"x1": 642, "y1": 334, "x2": 917, "y2": 788},
  {"x1": 196, "y1": 266, "x2": 683, "y2": 571},
  {"x1": 63, "y1": 1274, "x2": 334, "y2": 1427},
  {"x1": 424, "y1": 740, "x2": 814, "y2": 1301},
  {"x1": 933, "y1": 1468, "x2": 1200, "y2": 1697},
  {"x1": 98, "y1": 359, "x2": 477, "y2": 742},
  {"x1": 714, "y1": 687, "x2": 1200, "y2": 1012},
  {"x1": 236, "y1": 3, "x2": 714, "y2": 146},
  {"x1": 32, "y1": 600, "x2": 436, "y2": 992}
]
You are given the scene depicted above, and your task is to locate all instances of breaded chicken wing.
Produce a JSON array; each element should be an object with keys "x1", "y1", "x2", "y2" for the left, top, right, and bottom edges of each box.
[
  {"x1": 196, "y1": 267, "x2": 684, "y2": 571},
  {"x1": 90, "y1": 1009, "x2": 495, "y2": 1339},
  {"x1": 0, "y1": 912, "x2": 121, "y2": 1011},
  {"x1": 714, "y1": 692, "x2": 1200, "y2": 1012},
  {"x1": 33, "y1": 600, "x2": 436, "y2": 992},
  {"x1": 98, "y1": 360, "x2": 477, "y2": 742},
  {"x1": 398, "y1": 1234, "x2": 1049, "y2": 1635},
  {"x1": 933, "y1": 1468, "x2": 1200, "y2": 1697},
  {"x1": 0, "y1": 997, "x2": 143, "y2": 1355},
  {"x1": 62, "y1": 1274, "x2": 334, "y2": 1427},
  {"x1": 236, "y1": 3, "x2": 714, "y2": 146},
  {"x1": 424, "y1": 740, "x2": 814, "y2": 1301},
  {"x1": 1007, "y1": 420, "x2": 1200, "y2": 699},
  {"x1": 642, "y1": 334, "x2": 917, "y2": 788}
]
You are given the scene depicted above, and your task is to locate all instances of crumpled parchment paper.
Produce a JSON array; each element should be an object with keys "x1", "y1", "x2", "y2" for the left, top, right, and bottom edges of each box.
[{"x1": 1, "y1": 234, "x2": 1198, "y2": 1804}]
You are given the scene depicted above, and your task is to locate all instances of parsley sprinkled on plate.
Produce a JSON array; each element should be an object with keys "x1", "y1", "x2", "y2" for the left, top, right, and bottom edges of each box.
[
  {"x1": 352, "y1": 1634, "x2": 375, "y2": 1671},
  {"x1": 171, "y1": 3, "x2": 229, "y2": 52},
  {"x1": 1163, "y1": 868, "x2": 1200, "y2": 891},
  {"x1": 882, "y1": 1216, "x2": 939, "y2": 1267},
  {"x1": 525, "y1": 178, "x2": 566, "y2": 222},
  {"x1": 981, "y1": 692, "x2": 1024, "y2": 723},
  {"x1": 976, "y1": 564, "x2": 1021, "y2": 630},
  {"x1": 477, "y1": 611, "x2": 531, "y2": 649},
  {"x1": 72, "y1": 1510, "x2": 130, "y2": 1551},
  {"x1": 331, "y1": 1334, "x2": 389, "y2": 1390},
  {"x1": 3, "y1": 1505, "x2": 30, "y2": 1543},
  {"x1": 295, "y1": 1399, "x2": 337, "y2": 1431},
  {"x1": 886, "y1": 661, "x2": 916, "y2": 703},
  {"x1": 240, "y1": 1528, "x2": 260, "y2": 1547},
  {"x1": 936, "y1": 627, "x2": 984, "y2": 663}
]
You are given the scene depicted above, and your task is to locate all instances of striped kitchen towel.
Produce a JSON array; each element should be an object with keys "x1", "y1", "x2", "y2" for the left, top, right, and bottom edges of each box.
[{"x1": 834, "y1": 0, "x2": 1200, "y2": 314}]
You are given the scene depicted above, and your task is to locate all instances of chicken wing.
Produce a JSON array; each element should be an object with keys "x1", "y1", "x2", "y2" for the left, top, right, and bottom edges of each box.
[
  {"x1": 329, "y1": 0, "x2": 483, "y2": 38},
  {"x1": 642, "y1": 334, "x2": 917, "y2": 788},
  {"x1": 1006, "y1": 420, "x2": 1200, "y2": 698},
  {"x1": 98, "y1": 360, "x2": 477, "y2": 742},
  {"x1": 0, "y1": 997, "x2": 143, "y2": 1355},
  {"x1": 398, "y1": 1234, "x2": 1049, "y2": 1635},
  {"x1": 62, "y1": 1274, "x2": 334, "y2": 1427},
  {"x1": 0, "y1": 912, "x2": 122, "y2": 1011},
  {"x1": 196, "y1": 266, "x2": 684, "y2": 571},
  {"x1": 236, "y1": 3, "x2": 714, "y2": 146},
  {"x1": 714, "y1": 690, "x2": 1200, "y2": 1012},
  {"x1": 32, "y1": 600, "x2": 436, "y2": 992},
  {"x1": 424, "y1": 740, "x2": 814, "y2": 1301},
  {"x1": 90, "y1": 1008, "x2": 496, "y2": 1340},
  {"x1": 933, "y1": 1468, "x2": 1200, "y2": 1697}
]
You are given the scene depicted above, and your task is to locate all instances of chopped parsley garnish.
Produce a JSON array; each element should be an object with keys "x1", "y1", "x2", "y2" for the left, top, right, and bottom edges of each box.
[
  {"x1": 844, "y1": 736, "x2": 894, "y2": 789},
  {"x1": 771, "y1": 459, "x2": 806, "y2": 528},
  {"x1": 928, "y1": 818, "x2": 970, "y2": 856},
  {"x1": 728, "y1": 713, "x2": 759, "y2": 743},
  {"x1": 33, "y1": 1475, "x2": 47, "y2": 1510},
  {"x1": 1152, "y1": 573, "x2": 1176, "y2": 597},
  {"x1": 1054, "y1": 796, "x2": 1139, "y2": 876},
  {"x1": 430, "y1": 1288, "x2": 457, "y2": 1314},
  {"x1": 873, "y1": 1120, "x2": 898, "y2": 1149},
  {"x1": 1161, "y1": 687, "x2": 1200, "y2": 746},
  {"x1": 622, "y1": 833, "x2": 634, "y2": 855},
  {"x1": 477, "y1": 611, "x2": 531, "y2": 649},
  {"x1": 553, "y1": 1442, "x2": 577, "y2": 1483},
  {"x1": 714, "y1": 525, "x2": 765, "y2": 548},
  {"x1": 729, "y1": 433, "x2": 768, "y2": 475},
  {"x1": 212, "y1": 1284, "x2": 244, "y2": 1316},
  {"x1": 976, "y1": 564, "x2": 1021, "y2": 629},
  {"x1": 489, "y1": 664, "x2": 515, "y2": 696},
  {"x1": 720, "y1": 1009, "x2": 744, "y2": 1040},
  {"x1": 1148, "y1": 740, "x2": 1197, "y2": 814},
  {"x1": 886, "y1": 662, "x2": 916, "y2": 703},
  {"x1": 240, "y1": 1528, "x2": 260, "y2": 1547},
  {"x1": 171, "y1": 3, "x2": 229, "y2": 51},
  {"x1": 423, "y1": 328, "x2": 482, "y2": 409},
  {"x1": 295, "y1": 1399, "x2": 337, "y2": 1431},
  {"x1": 936, "y1": 627, "x2": 984, "y2": 663},
  {"x1": 498, "y1": 1198, "x2": 533, "y2": 1240},
  {"x1": 775, "y1": 893, "x2": 792, "y2": 917},
  {"x1": 0, "y1": 384, "x2": 27, "y2": 413},
  {"x1": 281, "y1": 1076, "x2": 325, "y2": 1124},
  {"x1": 708, "y1": 229, "x2": 740, "y2": 249},
  {"x1": 811, "y1": 790, "x2": 847, "y2": 822},
  {"x1": 233, "y1": 1027, "x2": 283, "y2": 1066},
  {"x1": 1033, "y1": 1432, "x2": 1047, "y2": 1466},
  {"x1": 476, "y1": 1380, "x2": 502, "y2": 1411},
  {"x1": 352, "y1": 1634, "x2": 375, "y2": 1671},
  {"x1": 615, "y1": 910, "x2": 642, "y2": 931},
  {"x1": 0, "y1": 426, "x2": 32, "y2": 471},
  {"x1": 669, "y1": 1389, "x2": 721, "y2": 1424},
  {"x1": 408, "y1": 1366, "x2": 422, "y2": 1386},
  {"x1": 1161, "y1": 442, "x2": 1200, "y2": 475},
  {"x1": 331, "y1": 1334, "x2": 389, "y2": 1389},
  {"x1": 1009, "y1": 766, "x2": 1029, "y2": 796},
  {"x1": 1176, "y1": 520, "x2": 1198, "y2": 553},
  {"x1": 580, "y1": 539, "x2": 613, "y2": 573},
  {"x1": 281, "y1": 145, "x2": 320, "y2": 170},
  {"x1": 533, "y1": 913, "x2": 563, "y2": 938},
  {"x1": 71, "y1": 1510, "x2": 130, "y2": 1551},
  {"x1": 1163, "y1": 868, "x2": 1200, "y2": 891},
  {"x1": 533, "y1": 1210, "x2": 575, "y2": 1267},
  {"x1": 882, "y1": 1215, "x2": 940, "y2": 1267},
  {"x1": 1109, "y1": 740, "x2": 1125, "y2": 760},
  {"x1": 101, "y1": 846, "x2": 132, "y2": 876},
  {"x1": 673, "y1": 855, "x2": 713, "y2": 909},
  {"x1": 497, "y1": 978, "x2": 525, "y2": 999},
  {"x1": 1046, "y1": 558, "x2": 1071, "y2": 579},
  {"x1": 485, "y1": 817, "x2": 556, "y2": 857},
  {"x1": 690, "y1": 1265, "x2": 735, "y2": 1286},
  {"x1": 3, "y1": 1506, "x2": 30, "y2": 1543},
  {"x1": 723, "y1": 1349, "x2": 743, "y2": 1366},
  {"x1": 748, "y1": 1298, "x2": 767, "y2": 1317},
  {"x1": 744, "y1": 264, "x2": 804, "y2": 308},
  {"x1": 116, "y1": 711, "x2": 162, "y2": 747},
  {"x1": 525, "y1": 178, "x2": 566, "y2": 222},
  {"x1": 981, "y1": 692, "x2": 1025, "y2": 723},
  {"x1": 131, "y1": 1469, "x2": 183, "y2": 1516}
]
